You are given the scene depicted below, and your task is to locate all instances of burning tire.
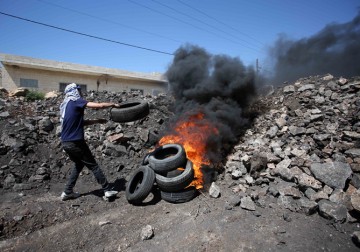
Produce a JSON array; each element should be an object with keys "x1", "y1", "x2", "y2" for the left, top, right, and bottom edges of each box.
[
  {"x1": 155, "y1": 160, "x2": 194, "y2": 192},
  {"x1": 125, "y1": 165, "x2": 155, "y2": 204},
  {"x1": 148, "y1": 144, "x2": 187, "y2": 173},
  {"x1": 160, "y1": 186, "x2": 198, "y2": 204},
  {"x1": 110, "y1": 100, "x2": 149, "y2": 123}
]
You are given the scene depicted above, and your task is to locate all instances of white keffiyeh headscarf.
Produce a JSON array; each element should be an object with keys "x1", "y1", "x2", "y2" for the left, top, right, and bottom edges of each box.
[{"x1": 59, "y1": 83, "x2": 82, "y2": 128}]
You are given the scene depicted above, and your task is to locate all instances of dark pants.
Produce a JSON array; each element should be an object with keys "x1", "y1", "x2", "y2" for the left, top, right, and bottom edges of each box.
[{"x1": 62, "y1": 140, "x2": 110, "y2": 194}]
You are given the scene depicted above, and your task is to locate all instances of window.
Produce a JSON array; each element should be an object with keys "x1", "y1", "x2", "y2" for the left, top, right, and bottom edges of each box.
[
  {"x1": 20, "y1": 78, "x2": 38, "y2": 88},
  {"x1": 59, "y1": 83, "x2": 87, "y2": 93},
  {"x1": 130, "y1": 88, "x2": 144, "y2": 95}
]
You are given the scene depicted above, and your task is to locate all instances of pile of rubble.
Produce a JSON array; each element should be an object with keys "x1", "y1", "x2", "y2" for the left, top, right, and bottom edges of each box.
[
  {"x1": 0, "y1": 88, "x2": 174, "y2": 191},
  {"x1": 1, "y1": 73, "x2": 360, "y2": 226},
  {"x1": 223, "y1": 74, "x2": 360, "y2": 223}
]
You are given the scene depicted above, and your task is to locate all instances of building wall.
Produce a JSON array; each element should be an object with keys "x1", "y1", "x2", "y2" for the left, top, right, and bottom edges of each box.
[{"x1": 1, "y1": 64, "x2": 167, "y2": 95}]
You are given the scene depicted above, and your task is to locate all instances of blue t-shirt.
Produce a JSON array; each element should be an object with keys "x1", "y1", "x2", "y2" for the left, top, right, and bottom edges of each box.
[{"x1": 61, "y1": 98, "x2": 88, "y2": 142}]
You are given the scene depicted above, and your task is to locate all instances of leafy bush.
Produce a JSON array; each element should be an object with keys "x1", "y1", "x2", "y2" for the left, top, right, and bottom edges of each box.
[{"x1": 25, "y1": 90, "x2": 45, "y2": 101}]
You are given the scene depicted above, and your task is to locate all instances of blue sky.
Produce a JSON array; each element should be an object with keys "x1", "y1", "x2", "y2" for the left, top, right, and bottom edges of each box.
[{"x1": 0, "y1": 0, "x2": 359, "y2": 74}]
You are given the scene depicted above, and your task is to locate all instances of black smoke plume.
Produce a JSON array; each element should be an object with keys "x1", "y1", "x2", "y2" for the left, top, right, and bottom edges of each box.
[
  {"x1": 165, "y1": 44, "x2": 257, "y2": 163},
  {"x1": 269, "y1": 12, "x2": 360, "y2": 83}
]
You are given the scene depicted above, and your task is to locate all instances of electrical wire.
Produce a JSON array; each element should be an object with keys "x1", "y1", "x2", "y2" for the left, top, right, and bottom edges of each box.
[
  {"x1": 151, "y1": 0, "x2": 261, "y2": 51},
  {"x1": 176, "y1": 0, "x2": 266, "y2": 47},
  {"x1": 0, "y1": 11, "x2": 174, "y2": 56},
  {"x1": 37, "y1": 0, "x2": 183, "y2": 44},
  {"x1": 128, "y1": 0, "x2": 261, "y2": 52}
]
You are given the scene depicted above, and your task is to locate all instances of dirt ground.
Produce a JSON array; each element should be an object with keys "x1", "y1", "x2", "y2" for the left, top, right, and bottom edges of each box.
[
  {"x1": 1, "y1": 78, "x2": 360, "y2": 251},
  {"x1": 0, "y1": 172, "x2": 359, "y2": 252}
]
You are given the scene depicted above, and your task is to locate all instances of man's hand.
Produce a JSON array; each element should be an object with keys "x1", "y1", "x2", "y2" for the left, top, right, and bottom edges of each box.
[{"x1": 112, "y1": 103, "x2": 121, "y2": 108}]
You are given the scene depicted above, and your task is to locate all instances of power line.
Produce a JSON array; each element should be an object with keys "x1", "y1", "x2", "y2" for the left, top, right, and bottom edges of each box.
[
  {"x1": 0, "y1": 11, "x2": 174, "y2": 56},
  {"x1": 176, "y1": 0, "x2": 266, "y2": 47},
  {"x1": 37, "y1": 0, "x2": 183, "y2": 44},
  {"x1": 150, "y1": 0, "x2": 261, "y2": 52},
  {"x1": 128, "y1": 0, "x2": 260, "y2": 52}
]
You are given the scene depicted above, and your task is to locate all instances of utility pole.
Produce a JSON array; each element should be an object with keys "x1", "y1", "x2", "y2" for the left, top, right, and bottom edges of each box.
[{"x1": 256, "y1": 58, "x2": 262, "y2": 76}]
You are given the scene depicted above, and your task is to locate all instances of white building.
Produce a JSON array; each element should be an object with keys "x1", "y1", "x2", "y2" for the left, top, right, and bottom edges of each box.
[{"x1": 0, "y1": 53, "x2": 168, "y2": 95}]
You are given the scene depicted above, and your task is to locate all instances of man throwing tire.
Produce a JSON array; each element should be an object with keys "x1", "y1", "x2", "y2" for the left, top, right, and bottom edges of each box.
[{"x1": 59, "y1": 83, "x2": 120, "y2": 201}]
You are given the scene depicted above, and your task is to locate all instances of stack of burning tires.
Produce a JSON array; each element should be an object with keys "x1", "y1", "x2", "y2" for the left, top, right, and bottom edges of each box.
[{"x1": 125, "y1": 144, "x2": 198, "y2": 205}]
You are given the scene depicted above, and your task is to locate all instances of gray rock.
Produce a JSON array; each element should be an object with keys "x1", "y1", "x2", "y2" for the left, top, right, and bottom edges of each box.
[
  {"x1": 313, "y1": 134, "x2": 330, "y2": 141},
  {"x1": 99, "y1": 221, "x2": 112, "y2": 226},
  {"x1": 310, "y1": 162, "x2": 352, "y2": 189},
  {"x1": 298, "y1": 84, "x2": 315, "y2": 91},
  {"x1": 231, "y1": 170, "x2": 242, "y2": 179},
  {"x1": 225, "y1": 195, "x2": 242, "y2": 210},
  {"x1": 329, "y1": 189, "x2": 352, "y2": 210},
  {"x1": 13, "y1": 183, "x2": 32, "y2": 191},
  {"x1": 267, "y1": 186, "x2": 280, "y2": 197},
  {"x1": 310, "y1": 114, "x2": 323, "y2": 122},
  {"x1": 28, "y1": 174, "x2": 48, "y2": 182},
  {"x1": 275, "y1": 117, "x2": 287, "y2": 128},
  {"x1": 4, "y1": 174, "x2": 16, "y2": 188},
  {"x1": 140, "y1": 225, "x2": 154, "y2": 240},
  {"x1": 103, "y1": 142, "x2": 127, "y2": 157},
  {"x1": 308, "y1": 190, "x2": 328, "y2": 202},
  {"x1": 276, "y1": 159, "x2": 292, "y2": 170},
  {"x1": 38, "y1": 117, "x2": 54, "y2": 132},
  {"x1": 351, "y1": 174, "x2": 360, "y2": 189},
  {"x1": 266, "y1": 126, "x2": 278, "y2": 138},
  {"x1": 283, "y1": 85, "x2": 295, "y2": 93},
  {"x1": 297, "y1": 173, "x2": 323, "y2": 190},
  {"x1": 345, "y1": 148, "x2": 360, "y2": 158},
  {"x1": 343, "y1": 131, "x2": 360, "y2": 139},
  {"x1": 318, "y1": 199, "x2": 347, "y2": 223},
  {"x1": 0, "y1": 111, "x2": 10, "y2": 118},
  {"x1": 240, "y1": 196, "x2": 256, "y2": 211},
  {"x1": 350, "y1": 189, "x2": 360, "y2": 212},
  {"x1": 289, "y1": 126, "x2": 306, "y2": 136},
  {"x1": 314, "y1": 96, "x2": 325, "y2": 104},
  {"x1": 273, "y1": 166, "x2": 294, "y2": 182},
  {"x1": 278, "y1": 186, "x2": 302, "y2": 199},
  {"x1": 277, "y1": 195, "x2": 300, "y2": 211},
  {"x1": 209, "y1": 182, "x2": 221, "y2": 198},
  {"x1": 298, "y1": 198, "x2": 318, "y2": 215},
  {"x1": 290, "y1": 148, "x2": 307, "y2": 157}
]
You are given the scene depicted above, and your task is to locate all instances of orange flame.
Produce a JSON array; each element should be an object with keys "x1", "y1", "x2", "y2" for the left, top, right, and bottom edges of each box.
[{"x1": 159, "y1": 112, "x2": 219, "y2": 189}]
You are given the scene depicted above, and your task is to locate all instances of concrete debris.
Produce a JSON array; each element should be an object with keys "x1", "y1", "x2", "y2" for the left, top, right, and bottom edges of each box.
[
  {"x1": 224, "y1": 74, "x2": 360, "y2": 223},
  {"x1": 1, "y1": 74, "x2": 360, "y2": 234},
  {"x1": 140, "y1": 225, "x2": 154, "y2": 240},
  {"x1": 209, "y1": 182, "x2": 221, "y2": 198}
]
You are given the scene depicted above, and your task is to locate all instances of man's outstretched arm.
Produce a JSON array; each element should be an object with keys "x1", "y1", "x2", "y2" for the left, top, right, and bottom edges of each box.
[{"x1": 86, "y1": 102, "x2": 120, "y2": 109}]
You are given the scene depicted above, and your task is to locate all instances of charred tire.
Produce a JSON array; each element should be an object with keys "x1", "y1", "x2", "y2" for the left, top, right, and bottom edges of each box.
[
  {"x1": 156, "y1": 160, "x2": 194, "y2": 192},
  {"x1": 160, "y1": 186, "x2": 198, "y2": 204},
  {"x1": 125, "y1": 165, "x2": 155, "y2": 204},
  {"x1": 148, "y1": 144, "x2": 187, "y2": 173},
  {"x1": 110, "y1": 100, "x2": 149, "y2": 123}
]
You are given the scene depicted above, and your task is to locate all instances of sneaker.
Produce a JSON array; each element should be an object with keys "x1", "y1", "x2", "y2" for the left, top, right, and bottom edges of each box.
[
  {"x1": 60, "y1": 191, "x2": 80, "y2": 201},
  {"x1": 104, "y1": 190, "x2": 118, "y2": 198}
]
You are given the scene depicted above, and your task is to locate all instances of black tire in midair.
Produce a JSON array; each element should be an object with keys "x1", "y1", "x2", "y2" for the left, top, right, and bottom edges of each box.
[{"x1": 110, "y1": 100, "x2": 149, "y2": 123}]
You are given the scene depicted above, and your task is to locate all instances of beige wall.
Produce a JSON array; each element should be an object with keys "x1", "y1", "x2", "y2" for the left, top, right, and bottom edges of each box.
[{"x1": 1, "y1": 65, "x2": 167, "y2": 95}]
